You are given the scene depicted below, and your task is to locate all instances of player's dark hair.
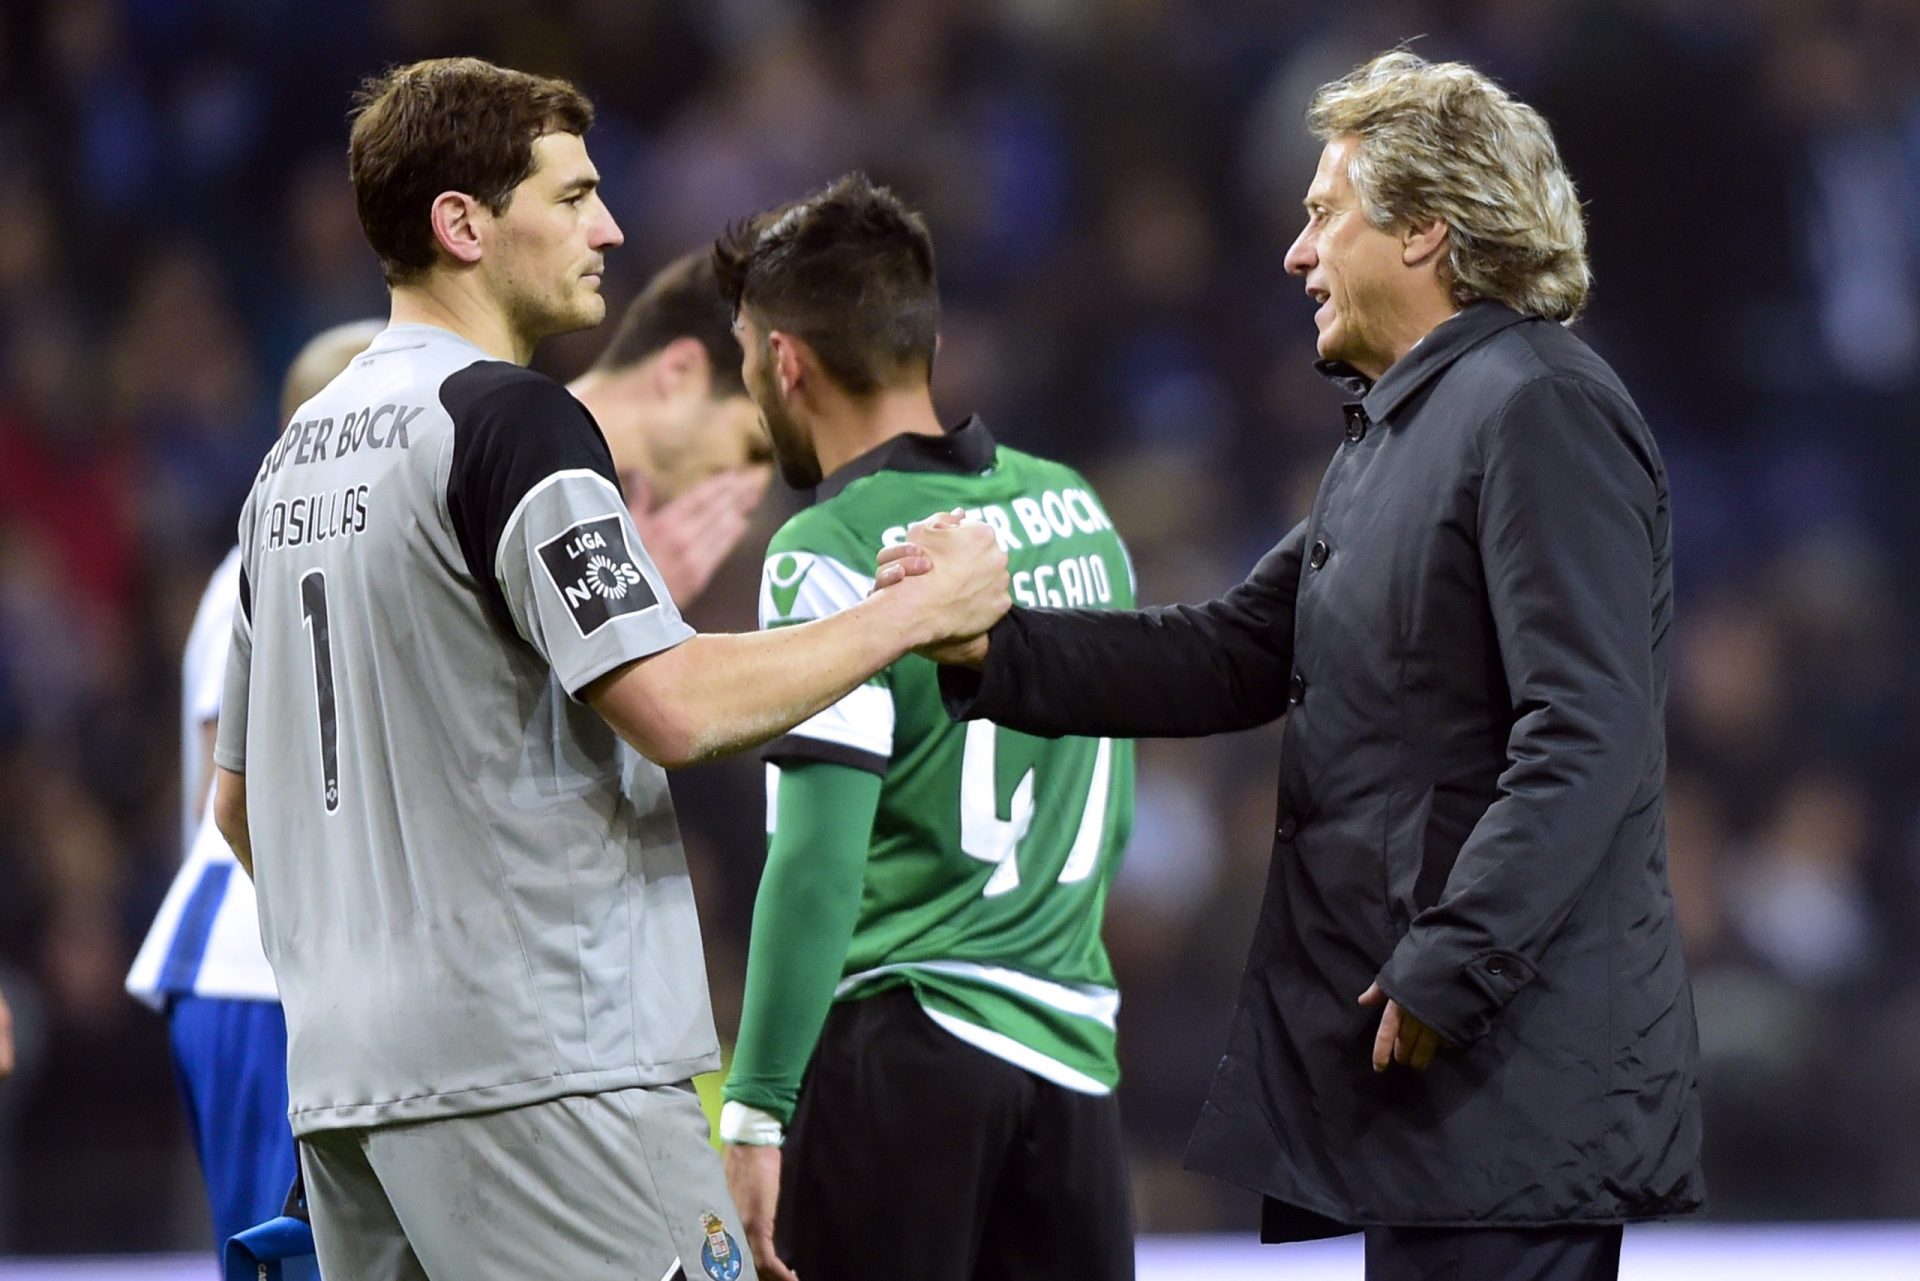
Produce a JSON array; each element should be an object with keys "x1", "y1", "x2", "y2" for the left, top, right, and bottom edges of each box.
[
  {"x1": 712, "y1": 172, "x2": 938, "y2": 396},
  {"x1": 590, "y1": 251, "x2": 745, "y2": 397},
  {"x1": 349, "y1": 57, "x2": 594, "y2": 286}
]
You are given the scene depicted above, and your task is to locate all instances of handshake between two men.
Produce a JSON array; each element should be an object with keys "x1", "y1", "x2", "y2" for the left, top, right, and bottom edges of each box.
[{"x1": 869, "y1": 511, "x2": 1003, "y2": 669}]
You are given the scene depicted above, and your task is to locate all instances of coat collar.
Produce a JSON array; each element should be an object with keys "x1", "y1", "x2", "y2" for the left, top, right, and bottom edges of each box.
[
  {"x1": 814, "y1": 414, "x2": 998, "y2": 502},
  {"x1": 1314, "y1": 301, "x2": 1532, "y2": 424}
]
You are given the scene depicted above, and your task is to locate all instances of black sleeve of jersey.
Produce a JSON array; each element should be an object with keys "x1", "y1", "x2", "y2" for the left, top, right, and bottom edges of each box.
[
  {"x1": 764, "y1": 734, "x2": 890, "y2": 776},
  {"x1": 443, "y1": 361, "x2": 623, "y2": 632}
]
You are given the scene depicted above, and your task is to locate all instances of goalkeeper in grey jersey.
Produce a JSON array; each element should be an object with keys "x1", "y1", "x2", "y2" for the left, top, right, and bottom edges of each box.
[{"x1": 210, "y1": 59, "x2": 1006, "y2": 1281}]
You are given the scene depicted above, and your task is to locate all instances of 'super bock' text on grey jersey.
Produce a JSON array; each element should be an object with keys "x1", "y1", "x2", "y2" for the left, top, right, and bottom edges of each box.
[{"x1": 215, "y1": 324, "x2": 716, "y2": 1135}]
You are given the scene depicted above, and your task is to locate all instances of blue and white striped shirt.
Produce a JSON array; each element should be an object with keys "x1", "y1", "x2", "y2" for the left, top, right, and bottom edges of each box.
[{"x1": 126, "y1": 547, "x2": 278, "y2": 1007}]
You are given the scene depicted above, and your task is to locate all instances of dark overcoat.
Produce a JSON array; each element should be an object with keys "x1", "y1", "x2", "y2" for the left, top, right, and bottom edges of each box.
[{"x1": 942, "y1": 302, "x2": 1705, "y2": 1233}]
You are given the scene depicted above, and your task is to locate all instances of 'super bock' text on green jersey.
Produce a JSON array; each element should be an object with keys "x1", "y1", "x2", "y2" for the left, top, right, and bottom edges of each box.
[{"x1": 759, "y1": 417, "x2": 1136, "y2": 1093}]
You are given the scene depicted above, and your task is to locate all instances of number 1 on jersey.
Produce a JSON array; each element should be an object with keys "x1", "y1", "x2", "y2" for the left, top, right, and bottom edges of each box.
[{"x1": 299, "y1": 569, "x2": 342, "y2": 814}]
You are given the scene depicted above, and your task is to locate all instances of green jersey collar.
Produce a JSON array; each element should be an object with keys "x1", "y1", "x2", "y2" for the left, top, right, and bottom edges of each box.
[{"x1": 814, "y1": 415, "x2": 997, "y2": 502}]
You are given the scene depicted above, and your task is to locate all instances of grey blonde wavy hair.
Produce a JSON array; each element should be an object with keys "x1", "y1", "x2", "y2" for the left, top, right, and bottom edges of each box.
[{"x1": 1308, "y1": 50, "x2": 1590, "y2": 323}]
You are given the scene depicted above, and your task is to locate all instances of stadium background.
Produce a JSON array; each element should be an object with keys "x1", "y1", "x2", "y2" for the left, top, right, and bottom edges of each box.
[{"x1": 0, "y1": 0, "x2": 1918, "y2": 1264}]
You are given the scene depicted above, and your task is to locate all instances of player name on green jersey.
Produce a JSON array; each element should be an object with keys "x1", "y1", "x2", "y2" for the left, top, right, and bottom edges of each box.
[
  {"x1": 758, "y1": 417, "x2": 1136, "y2": 1095},
  {"x1": 875, "y1": 488, "x2": 1121, "y2": 611}
]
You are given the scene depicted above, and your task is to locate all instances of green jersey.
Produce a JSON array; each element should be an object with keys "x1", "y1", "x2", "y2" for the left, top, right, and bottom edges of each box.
[{"x1": 747, "y1": 417, "x2": 1136, "y2": 1102}]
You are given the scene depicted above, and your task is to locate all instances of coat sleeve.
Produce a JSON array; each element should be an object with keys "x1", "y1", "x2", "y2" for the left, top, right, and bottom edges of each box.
[
  {"x1": 1375, "y1": 376, "x2": 1661, "y2": 1046},
  {"x1": 937, "y1": 521, "x2": 1306, "y2": 738}
]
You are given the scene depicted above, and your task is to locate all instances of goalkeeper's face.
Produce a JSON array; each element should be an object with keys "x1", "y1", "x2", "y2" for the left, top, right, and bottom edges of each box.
[
  {"x1": 736, "y1": 310, "x2": 822, "y2": 491},
  {"x1": 486, "y1": 132, "x2": 623, "y2": 345}
]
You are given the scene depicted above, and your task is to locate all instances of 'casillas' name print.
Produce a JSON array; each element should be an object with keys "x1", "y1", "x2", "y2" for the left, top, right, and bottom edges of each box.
[{"x1": 266, "y1": 485, "x2": 370, "y2": 550}]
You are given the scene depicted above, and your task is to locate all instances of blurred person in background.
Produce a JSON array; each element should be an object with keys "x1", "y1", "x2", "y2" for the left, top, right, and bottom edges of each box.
[
  {"x1": 568, "y1": 249, "x2": 772, "y2": 606},
  {"x1": 209, "y1": 56, "x2": 1004, "y2": 1280},
  {"x1": 714, "y1": 174, "x2": 1138, "y2": 1281},
  {"x1": 124, "y1": 321, "x2": 379, "y2": 1257},
  {"x1": 909, "y1": 50, "x2": 1702, "y2": 1280}
]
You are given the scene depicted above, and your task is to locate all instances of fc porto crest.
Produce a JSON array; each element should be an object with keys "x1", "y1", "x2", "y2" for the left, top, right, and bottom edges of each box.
[{"x1": 698, "y1": 1212, "x2": 743, "y2": 1281}]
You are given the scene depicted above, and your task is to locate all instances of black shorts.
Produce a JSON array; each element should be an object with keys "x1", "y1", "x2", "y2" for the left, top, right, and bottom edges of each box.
[{"x1": 778, "y1": 986, "x2": 1135, "y2": 1280}]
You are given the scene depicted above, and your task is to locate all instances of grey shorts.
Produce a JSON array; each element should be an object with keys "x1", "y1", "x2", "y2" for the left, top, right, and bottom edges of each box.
[{"x1": 299, "y1": 1082, "x2": 756, "y2": 1281}]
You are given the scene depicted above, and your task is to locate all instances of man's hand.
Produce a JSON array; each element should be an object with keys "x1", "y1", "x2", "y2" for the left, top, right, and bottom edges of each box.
[
  {"x1": 723, "y1": 1142, "x2": 798, "y2": 1281},
  {"x1": 0, "y1": 983, "x2": 14, "y2": 1081},
  {"x1": 917, "y1": 632, "x2": 991, "y2": 667},
  {"x1": 875, "y1": 513, "x2": 1009, "y2": 650},
  {"x1": 873, "y1": 538, "x2": 930, "y2": 591},
  {"x1": 628, "y1": 467, "x2": 769, "y2": 607},
  {"x1": 879, "y1": 514, "x2": 1013, "y2": 660},
  {"x1": 875, "y1": 536, "x2": 992, "y2": 666},
  {"x1": 1359, "y1": 982, "x2": 1444, "y2": 1072}
]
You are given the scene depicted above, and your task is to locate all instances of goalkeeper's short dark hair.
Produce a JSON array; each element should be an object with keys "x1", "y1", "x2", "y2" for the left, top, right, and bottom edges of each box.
[
  {"x1": 591, "y1": 250, "x2": 745, "y2": 397},
  {"x1": 350, "y1": 58, "x2": 593, "y2": 287},
  {"x1": 712, "y1": 172, "x2": 938, "y2": 396}
]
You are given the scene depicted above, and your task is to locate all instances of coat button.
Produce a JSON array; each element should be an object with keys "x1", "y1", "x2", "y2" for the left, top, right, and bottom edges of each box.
[
  {"x1": 1309, "y1": 540, "x2": 1329, "y2": 570},
  {"x1": 1343, "y1": 406, "x2": 1368, "y2": 442},
  {"x1": 1486, "y1": 956, "x2": 1508, "y2": 975},
  {"x1": 1276, "y1": 815, "x2": 1297, "y2": 842},
  {"x1": 1288, "y1": 673, "x2": 1306, "y2": 705}
]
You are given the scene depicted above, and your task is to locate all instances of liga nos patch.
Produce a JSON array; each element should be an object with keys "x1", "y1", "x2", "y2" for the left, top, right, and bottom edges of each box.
[{"x1": 537, "y1": 514, "x2": 658, "y2": 636}]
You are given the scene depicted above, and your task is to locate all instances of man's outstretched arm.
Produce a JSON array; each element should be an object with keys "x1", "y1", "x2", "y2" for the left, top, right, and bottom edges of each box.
[
  {"x1": 889, "y1": 522, "x2": 1309, "y2": 740},
  {"x1": 590, "y1": 518, "x2": 1006, "y2": 767}
]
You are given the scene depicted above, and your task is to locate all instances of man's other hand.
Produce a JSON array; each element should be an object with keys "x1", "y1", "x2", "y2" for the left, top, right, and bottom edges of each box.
[
  {"x1": 628, "y1": 467, "x2": 769, "y2": 607},
  {"x1": 723, "y1": 1142, "x2": 798, "y2": 1281},
  {"x1": 1359, "y1": 981, "x2": 1445, "y2": 1072}
]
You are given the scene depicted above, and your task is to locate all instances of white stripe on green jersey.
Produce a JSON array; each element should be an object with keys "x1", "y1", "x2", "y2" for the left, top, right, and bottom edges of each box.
[
  {"x1": 757, "y1": 416, "x2": 1135, "y2": 1094},
  {"x1": 757, "y1": 553, "x2": 894, "y2": 761}
]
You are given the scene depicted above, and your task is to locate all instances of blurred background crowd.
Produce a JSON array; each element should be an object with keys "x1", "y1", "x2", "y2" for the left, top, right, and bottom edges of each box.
[{"x1": 0, "y1": 0, "x2": 1917, "y2": 1254}]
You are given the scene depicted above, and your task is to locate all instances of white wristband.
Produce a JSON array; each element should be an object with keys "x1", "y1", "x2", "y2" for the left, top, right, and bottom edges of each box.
[{"x1": 719, "y1": 1100, "x2": 786, "y2": 1146}]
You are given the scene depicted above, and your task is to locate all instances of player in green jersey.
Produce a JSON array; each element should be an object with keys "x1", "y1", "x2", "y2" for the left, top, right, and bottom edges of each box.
[{"x1": 713, "y1": 174, "x2": 1139, "y2": 1281}]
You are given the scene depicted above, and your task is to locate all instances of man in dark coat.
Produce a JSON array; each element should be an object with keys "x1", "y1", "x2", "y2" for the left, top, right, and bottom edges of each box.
[{"x1": 882, "y1": 50, "x2": 1703, "y2": 1281}]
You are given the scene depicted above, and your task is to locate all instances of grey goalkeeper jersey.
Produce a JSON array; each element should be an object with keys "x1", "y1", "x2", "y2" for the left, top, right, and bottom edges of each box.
[{"x1": 214, "y1": 323, "x2": 717, "y2": 1136}]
